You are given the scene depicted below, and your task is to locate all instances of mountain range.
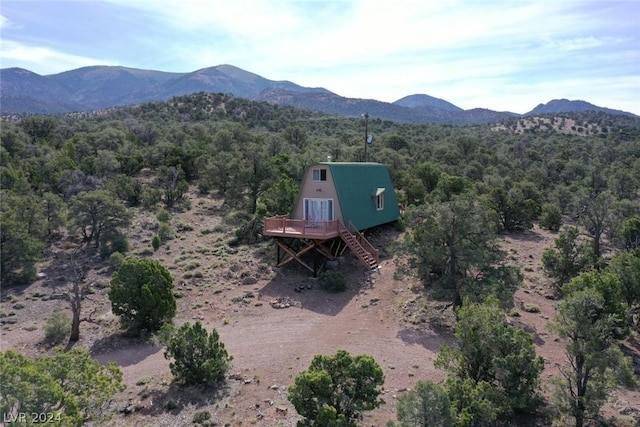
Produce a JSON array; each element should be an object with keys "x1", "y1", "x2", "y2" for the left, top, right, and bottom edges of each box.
[{"x1": 0, "y1": 64, "x2": 636, "y2": 124}]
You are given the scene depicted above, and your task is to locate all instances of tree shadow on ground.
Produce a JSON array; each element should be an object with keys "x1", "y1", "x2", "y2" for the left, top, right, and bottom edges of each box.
[
  {"x1": 621, "y1": 336, "x2": 640, "y2": 376},
  {"x1": 1, "y1": 244, "x2": 105, "y2": 301},
  {"x1": 258, "y1": 257, "x2": 374, "y2": 317},
  {"x1": 92, "y1": 335, "x2": 162, "y2": 367},
  {"x1": 501, "y1": 229, "x2": 546, "y2": 243},
  {"x1": 511, "y1": 319, "x2": 547, "y2": 346},
  {"x1": 130, "y1": 381, "x2": 231, "y2": 418},
  {"x1": 255, "y1": 222, "x2": 400, "y2": 317},
  {"x1": 396, "y1": 327, "x2": 447, "y2": 353}
]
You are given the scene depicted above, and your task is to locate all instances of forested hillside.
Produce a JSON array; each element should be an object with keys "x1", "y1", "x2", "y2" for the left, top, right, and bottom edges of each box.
[
  {"x1": 1, "y1": 92, "x2": 639, "y2": 425},
  {"x1": 3, "y1": 93, "x2": 638, "y2": 275}
]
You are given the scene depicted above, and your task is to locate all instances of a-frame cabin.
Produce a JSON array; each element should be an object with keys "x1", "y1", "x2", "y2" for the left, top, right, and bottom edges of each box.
[{"x1": 263, "y1": 162, "x2": 400, "y2": 276}]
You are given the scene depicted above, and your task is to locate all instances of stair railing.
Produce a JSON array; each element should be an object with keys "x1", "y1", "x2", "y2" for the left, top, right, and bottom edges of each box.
[{"x1": 341, "y1": 221, "x2": 379, "y2": 266}]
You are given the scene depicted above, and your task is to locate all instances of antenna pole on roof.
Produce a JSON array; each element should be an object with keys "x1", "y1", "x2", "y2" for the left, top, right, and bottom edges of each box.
[{"x1": 362, "y1": 112, "x2": 369, "y2": 162}]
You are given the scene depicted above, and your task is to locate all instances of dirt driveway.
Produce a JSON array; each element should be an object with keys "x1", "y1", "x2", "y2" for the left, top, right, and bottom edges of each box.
[{"x1": 92, "y1": 257, "x2": 448, "y2": 426}]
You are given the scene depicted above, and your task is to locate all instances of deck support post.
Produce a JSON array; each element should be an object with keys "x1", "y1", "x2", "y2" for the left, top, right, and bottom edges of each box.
[
  {"x1": 271, "y1": 237, "x2": 345, "y2": 276},
  {"x1": 267, "y1": 220, "x2": 380, "y2": 274},
  {"x1": 313, "y1": 248, "x2": 319, "y2": 277}
]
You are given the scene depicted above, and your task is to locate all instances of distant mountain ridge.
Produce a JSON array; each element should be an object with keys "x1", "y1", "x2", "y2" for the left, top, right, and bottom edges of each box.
[
  {"x1": 394, "y1": 94, "x2": 463, "y2": 112},
  {"x1": 0, "y1": 65, "x2": 332, "y2": 114},
  {"x1": 1, "y1": 64, "x2": 636, "y2": 124},
  {"x1": 526, "y1": 99, "x2": 633, "y2": 117}
]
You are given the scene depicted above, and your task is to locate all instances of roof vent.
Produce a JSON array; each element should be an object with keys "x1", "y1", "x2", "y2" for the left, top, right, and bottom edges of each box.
[{"x1": 327, "y1": 155, "x2": 332, "y2": 162}]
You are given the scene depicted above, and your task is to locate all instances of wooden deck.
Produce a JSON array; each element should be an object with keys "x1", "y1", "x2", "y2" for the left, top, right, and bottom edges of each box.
[
  {"x1": 264, "y1": 216, "x2": 380, "y2": 274},
  {"x1": 263, "y1": 216, "x2": 341, "y2": 239}
]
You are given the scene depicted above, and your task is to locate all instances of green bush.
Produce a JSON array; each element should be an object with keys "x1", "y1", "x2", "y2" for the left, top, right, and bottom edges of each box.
[
  {"x1": 44, "y1": 310, "x2": 71, "y2": 343},
  {"x1": 163, "y1": 398, "x2": 178, "y2": 410},
  {"x1": 151, "y1": 235, "x2": 161, "y2": 251},
  {"x1": 539, "y1": 203, "x2": 563, "y2": 231},
  {"x1": 163, "y1": 321, "x2": 232, "y2": 386},
  {"x1": 618, "y1": 216, "x2": 640, "y2": 253},
  {"x1": 488, "y1": 187, "x2": 537, "y2": 231},
  {"x1": 396, "y1": 380, "x2": 453, "y2": 427},
  {"x1": 0, "y1": 349, "x2": 125, "y2": 425},
  {"x1": 197, "y1": 180, "x2": 212, "y2": 195},
  {"x1": 99, "y1": 231, "x2": 130, "y2": 258},
  {"x1": 288, "y1": 350, "x2": 384, "y2": 426},
  {"x1": 158, "y1": 223, "x2": 174, "y2": 243},
  {"x1": 542, "y1": 227, "x2": 592, "y2": 289},
  {"x1": 319, "y1": 271, "x2": 346, "y2": 293},
  {"x1": 156, "y1": 208, "x2": 171, "y2": 223},
  {"x1": 109, "y1": 257, "x2": 176, "y2": 333},
  {"x1": 141, "y1": 187, "x2": 163, "y2": 210},
  {"x1": 445, "y1": 377, "x2": 503, "y2": 427},
  {"x1": 233, "y1": 216, "x2": 262, "y2": 244},
  {"x1": 183, "y1": 261, "x2": 201, "y2": 271},
  {"x1": 435, "y1": 298, "x2": 544, "y2": 417},
  {"x1": 110, "y1": 174, "x2": 143, "y2": 206},
  {"x1": 192, "y1": 410, "x2": 212, "y2": 424},
  {"x1": 109, "y1": 252, "x2": 125, "y2": 270}
]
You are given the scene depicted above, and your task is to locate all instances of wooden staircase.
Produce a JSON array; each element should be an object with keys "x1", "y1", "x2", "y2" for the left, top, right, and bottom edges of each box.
[{"x1": 338, "y1": 222, "x2": 379, "y2": 271}]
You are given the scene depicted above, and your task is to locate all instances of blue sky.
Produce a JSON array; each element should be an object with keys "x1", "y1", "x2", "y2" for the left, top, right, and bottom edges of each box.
[{"x1": 1, "y1": 0, "x2": 638, "y2": 114}]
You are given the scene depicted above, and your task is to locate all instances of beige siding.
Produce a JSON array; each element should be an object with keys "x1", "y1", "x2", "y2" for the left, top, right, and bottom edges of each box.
[{"x1": 292, "y1": 166, "x2": 343, "y2": 222}]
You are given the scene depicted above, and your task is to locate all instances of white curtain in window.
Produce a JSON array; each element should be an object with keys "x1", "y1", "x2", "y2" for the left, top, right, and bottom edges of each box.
[{"x1": 304, "y1": 198, "x2": 333, "y2": 223}]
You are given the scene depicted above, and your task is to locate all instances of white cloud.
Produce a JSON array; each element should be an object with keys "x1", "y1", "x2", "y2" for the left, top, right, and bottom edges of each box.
[
  {"x1": 100, "y1": 0, "x2": 635, "y2": 79},
  {"x1": 107, "y1": 0, "x2": 301, "y2": 34},
  {"x1": 1, "y1": 0, "x2": 637, "y2": 114},
  {"x1": 540, "y1": 36, "x2": 631, "y2": 52},
  {"x1": 0, "y1": 40, "x2": 115, "y2": 74}
]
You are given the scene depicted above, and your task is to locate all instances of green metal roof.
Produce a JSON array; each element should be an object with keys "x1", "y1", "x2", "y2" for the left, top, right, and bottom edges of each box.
[{"x1": 319, "y1": 162, "x2": 400, "y2": 230}]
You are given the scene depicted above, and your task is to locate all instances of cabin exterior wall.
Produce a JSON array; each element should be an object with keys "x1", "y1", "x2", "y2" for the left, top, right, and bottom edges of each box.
[{"x1": 292, "y1": 164, "x2": 344, "y2": 223}]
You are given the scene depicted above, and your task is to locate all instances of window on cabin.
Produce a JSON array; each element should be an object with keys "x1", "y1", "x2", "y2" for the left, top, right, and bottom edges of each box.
[
  {"x1": 304, "y1": 198, "x2": 334, "y2": 224},
  {"x1": 374, "y1": 187, "x2": 385, "y2": 211},
  {"x1": 312, "y1": 168, "x2": 327, "y2": 182}
]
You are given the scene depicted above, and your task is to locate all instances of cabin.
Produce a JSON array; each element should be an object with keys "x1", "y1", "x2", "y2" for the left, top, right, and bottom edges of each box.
[{"x1": 263, "y1": 162, "x2": 400, "y2": 276}]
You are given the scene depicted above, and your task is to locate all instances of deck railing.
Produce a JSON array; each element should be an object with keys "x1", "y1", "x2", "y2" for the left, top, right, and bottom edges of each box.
[
  {"x1": 263, "y1": 216, "x2": 341, "y2": 238},
  {"x1": 342, "y1": 221, "x2": 379, "y2": 265},
  {"x1": 264, "y1": 216, "x2": 380, "y2": 269}
]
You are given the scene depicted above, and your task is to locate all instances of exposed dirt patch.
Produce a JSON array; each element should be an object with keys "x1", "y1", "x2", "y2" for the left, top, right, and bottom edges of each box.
[
  {"x1": 491, "y1": 116, "x2": 603, "y2": 136},
  {"x1": 1, "y1": 193, "x2": 639, "y2": 426}
]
